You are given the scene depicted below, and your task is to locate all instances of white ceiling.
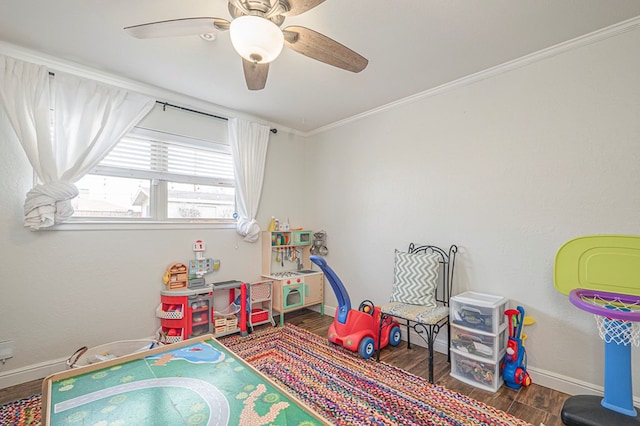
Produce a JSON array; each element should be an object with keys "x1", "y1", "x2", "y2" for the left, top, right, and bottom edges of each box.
[{"x1": 2, "y1": 0, "x2": 640, "y2": 133}]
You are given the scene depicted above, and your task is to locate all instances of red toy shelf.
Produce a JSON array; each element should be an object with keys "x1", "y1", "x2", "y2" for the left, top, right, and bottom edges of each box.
[{"x1": 158, "y1": 282, "x2": 248, "y2": 343}]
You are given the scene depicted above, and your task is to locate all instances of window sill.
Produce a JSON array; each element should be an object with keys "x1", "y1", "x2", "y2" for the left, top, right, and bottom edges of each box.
[{"x1": 46, "y1": 220, "x2": 237, "y2": 231}]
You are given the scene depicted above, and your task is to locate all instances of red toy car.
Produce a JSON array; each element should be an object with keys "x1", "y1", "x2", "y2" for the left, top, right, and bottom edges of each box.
[{"x1": 311, "y1": 255, "x2": 401, "y2": 358}]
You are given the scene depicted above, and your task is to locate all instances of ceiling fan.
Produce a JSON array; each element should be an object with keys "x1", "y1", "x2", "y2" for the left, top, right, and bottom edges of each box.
[{"x1": 124, "y1": 0, "x2": 368, "y2": 90}]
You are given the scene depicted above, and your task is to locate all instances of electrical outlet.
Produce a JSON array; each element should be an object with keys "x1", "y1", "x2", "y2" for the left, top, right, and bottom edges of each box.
[{"x1": 0, "y1": 340, "x2": 14, "y2": 361}]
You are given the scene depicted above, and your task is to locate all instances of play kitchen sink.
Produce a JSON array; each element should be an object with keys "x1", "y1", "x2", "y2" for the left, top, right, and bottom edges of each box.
[{"x1": 297, "y1": 269, "x2": 317, "y2": 274}]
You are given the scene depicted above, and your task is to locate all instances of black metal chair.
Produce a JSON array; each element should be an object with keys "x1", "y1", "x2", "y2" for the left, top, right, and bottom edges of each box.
[{"x1": 377, "y1": 243, "x2": 457, "y2": 383}]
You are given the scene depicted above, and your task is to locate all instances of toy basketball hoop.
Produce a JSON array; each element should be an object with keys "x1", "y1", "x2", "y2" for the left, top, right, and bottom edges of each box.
[
  {"x1": 569, "y1": 288, "x2": 640, "y2": 347},
  {"x1": 568, "y1": 288, "x2": 640, "y2": 419},
  {"x1": 555, "y1": 235, "x2": 640, "y2": 425}
]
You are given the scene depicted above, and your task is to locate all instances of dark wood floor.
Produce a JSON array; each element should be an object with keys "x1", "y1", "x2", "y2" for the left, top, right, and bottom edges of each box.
[
  {"x1": 283, "y1": 310, "x2": 570, "y2": 426},
  {"x1": 1, "y1": 309, "x2": 570, "y2": 425}
]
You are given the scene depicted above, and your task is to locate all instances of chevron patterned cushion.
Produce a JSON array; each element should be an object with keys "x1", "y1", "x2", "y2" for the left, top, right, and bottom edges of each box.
[{"x1": 390, "y1": 250, "x2": 439, "y2": 307}]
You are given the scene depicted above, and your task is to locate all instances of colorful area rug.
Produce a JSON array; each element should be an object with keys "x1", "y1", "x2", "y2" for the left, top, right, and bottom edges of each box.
[
  {"x1": 221, "y1": 323, "x2": 531, "y2": 426},
  {"x1": 0, "y1": 393, "x2": 40, "y2": 425},
  {"x1": 1, "y1": 323, "x2": 531, "y2": 425}
]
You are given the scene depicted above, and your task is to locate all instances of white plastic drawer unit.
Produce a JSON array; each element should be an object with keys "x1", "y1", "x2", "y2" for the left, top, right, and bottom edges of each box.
[
  {"x1": 450, "y1": 323, "x2": 507, "y2": 362},
  {"x1": 450, "y1": 291, "x2": 508, "y2": 334},
  {"x1": 450, "y1": 349, "x2": 505, "y2": 393}
]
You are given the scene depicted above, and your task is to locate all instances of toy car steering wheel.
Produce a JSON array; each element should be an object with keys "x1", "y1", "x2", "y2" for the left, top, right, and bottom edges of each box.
[{"x1": 358, "y1": 300, "x2": 375, "y2": 315}]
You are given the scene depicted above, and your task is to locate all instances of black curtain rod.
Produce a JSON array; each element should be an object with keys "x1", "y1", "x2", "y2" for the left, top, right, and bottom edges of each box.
[
  {"x1": 157, "y1": 101, "x2": 277, "y2": 134},
  {"x1": 46, "y1": 72, "x2": 277, "y2": 134}
]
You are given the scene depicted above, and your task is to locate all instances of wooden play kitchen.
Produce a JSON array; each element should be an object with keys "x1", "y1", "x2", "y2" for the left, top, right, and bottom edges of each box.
[{"x1": 261, "y1": 229, "x2": 324, "y2": 326}]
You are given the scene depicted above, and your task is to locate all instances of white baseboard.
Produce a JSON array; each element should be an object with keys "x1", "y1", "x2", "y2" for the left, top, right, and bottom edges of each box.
[
  {"x1": 0, "y1": 358, "x2": 67, "y2": 389},
  {"x1": 3, "y1": 308, "x2": 638, "y2": 406},
  {"x1": 528, "y1": 366, "x2": 640, "y2": 405},
  {"x1": 527, "y1": 366, "x2": 602, "y2": 397},
  {"x1": 0, "y1": 334, "x2": 159, "y2": 390}
]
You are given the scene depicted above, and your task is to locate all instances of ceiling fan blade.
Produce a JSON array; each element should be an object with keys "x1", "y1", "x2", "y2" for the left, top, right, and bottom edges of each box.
[
  {"x1": 282, "y1": 0, "x2": 326, "y2": 16},
  {"x1": 242, "y1": 59, "x2": 269, "y2": 90},
  {"x1": 283, "y1": 26, "x2": 368, "y2": 73},
  {"x1": 124, "y1": 17, "x2": 230, "y2": 38}
]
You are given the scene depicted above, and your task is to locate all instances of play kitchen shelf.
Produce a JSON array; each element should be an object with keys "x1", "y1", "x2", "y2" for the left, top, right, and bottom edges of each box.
[
  {"x1": 158, "y1": 281, "x2": 248, "y2": 343},
  {"x1": 449, "y1": 291, "x2": 509, "y2": 392},
  {"x1": 248, "y1": 280, "x2": 276, "y2": 330},
  {"x1": 158, "y1": 287, "x2": 213, "y2": 343},
  {"x1": 261, "y1": 230, "x2": 324, "y2": 326}
]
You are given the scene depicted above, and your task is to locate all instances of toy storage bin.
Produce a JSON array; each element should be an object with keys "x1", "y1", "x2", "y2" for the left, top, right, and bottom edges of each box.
[
  {"x1": 250, "y1": 308, "x2": 269, "y2": 323},
  {"x1": 450, "y1": 323, "x2": 508, "y2": 362},
  {"x1": 226, "y1": 317, "x2": 238, "y2": 331},
  {"x1": 67, "y1": 339, "x2": 162, "y2": 368},
  {"x1": 214, "y1": 315, "x2": 239, "y2": 334},
  {"x1": 450, "y1": 348, "x2": 505, "y2": 392},
  {"x1": 159, "y1": 326, "x2": 185, "y2": 344},
  {"x1": 214, "y1": 317, "x2": 228, "y2": 328},
  {"x1": 156, "y1": 304, "x2": 184, "y2": 319},
  {"x1": 450, "y1": 291, "x2": 508, "y2": 334},
  {"x1": 248, "y1": 280, "x2": 275, "y2": 328}
]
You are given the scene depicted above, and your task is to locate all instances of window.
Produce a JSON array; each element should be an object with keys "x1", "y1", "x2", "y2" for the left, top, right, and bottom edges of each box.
[{"x1": 72, "y1": 127, "x2": 235, "y2": 223}]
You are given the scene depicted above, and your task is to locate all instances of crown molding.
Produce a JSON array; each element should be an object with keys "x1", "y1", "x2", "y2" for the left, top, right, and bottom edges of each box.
[
  {"x1": 3, "y1": 13, "x2": 639, "y2": 139},
  {"x1": 304, "y1": 15, "x2": 640, "y2": 137},
  {"x1": 0, "y1": 41, "x2": 293, "y2": 135}
]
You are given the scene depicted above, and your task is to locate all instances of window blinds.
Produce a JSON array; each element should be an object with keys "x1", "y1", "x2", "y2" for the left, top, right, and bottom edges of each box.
[{"x1": 93, "y1": 127, "x2": 234, "y2": 186}]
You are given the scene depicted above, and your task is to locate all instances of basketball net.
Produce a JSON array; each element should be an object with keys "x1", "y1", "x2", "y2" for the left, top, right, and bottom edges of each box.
[{"x1": 585, "y1": 294, "x2": 640, "y2": 347}]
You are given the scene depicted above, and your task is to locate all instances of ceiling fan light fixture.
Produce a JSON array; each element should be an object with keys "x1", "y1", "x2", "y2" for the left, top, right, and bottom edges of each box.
[{"x1": 230, "y1": 15, "x2": 284, "y2": 64}]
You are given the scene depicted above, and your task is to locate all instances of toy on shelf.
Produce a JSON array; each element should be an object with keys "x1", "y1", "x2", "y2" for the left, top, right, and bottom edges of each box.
[
  {"x1": 451, "y1": 327, "x2": 504, "y2": 359},
  {"x1": 310, "y1": 230, "x2": 328, "y2": 255},
  {"x1": 155, "y1": 304, "x2": 183, "y2": 320},
  {"x1": 310, "y1": 255, "x2": 401, "y2": 359},
  {"x1": 502, "y1": 306, "x2": 533, "y2": 389},
  {"x1": 455, "y1": 356, "x2": 498, "y2": 387},
  {"x1": 163, "y1": 263, "x2": 189, "y2": 290},
  {"x1": 214, "y1": 301, "x2": 240, "y2": 336},
  {"x1": 188, "y1": 240, "x2": 220, "y2": 289},
  {"x1": 453, "y1": 306, "x2": 494, "y2": 331}
]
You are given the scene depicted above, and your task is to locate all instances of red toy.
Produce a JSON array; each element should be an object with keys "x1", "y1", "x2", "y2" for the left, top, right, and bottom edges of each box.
[
  {"x1": 502, "y1": 306, "x2": 531, "y2": 389},
  {"x1": 311, "y1": 255, "x2": 401, "y2": 358}
]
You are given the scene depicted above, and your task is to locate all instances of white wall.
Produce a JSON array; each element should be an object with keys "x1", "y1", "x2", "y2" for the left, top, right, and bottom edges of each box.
[
  {"x1": 0, "y1": 65, "x2": 308, "y2": 386},
  {"x1": 2, "y1": 24, "x2": 640, "y2": 401},
  {"x1": 304, "y1": 27, "x2": 640, "y2": 397}
]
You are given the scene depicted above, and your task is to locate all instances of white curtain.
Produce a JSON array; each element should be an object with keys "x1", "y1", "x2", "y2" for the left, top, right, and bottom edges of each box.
[
  {"x1": 0, "y1": 55, "x2": 155, "y2": 230},
  {"x1": 228, "y1": 118, "x2": 270, "y2": 243}
]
